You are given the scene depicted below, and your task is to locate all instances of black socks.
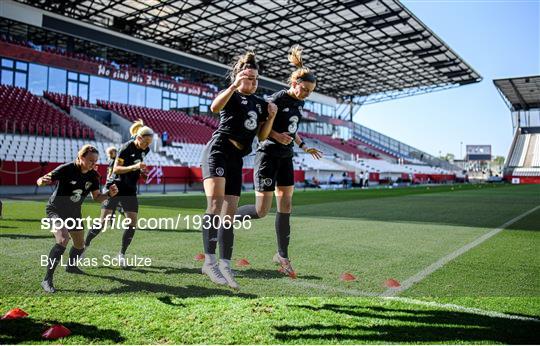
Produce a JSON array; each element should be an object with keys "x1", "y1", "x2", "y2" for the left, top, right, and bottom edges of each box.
[
  {"x1": 275, "y1": 212, "x2": 291, "y2": 259},
  {"x1": 236, "y1": 205, "x2": 260, "y2": 220},
  {"x1": 44, "y1": 243, "x2": 66, "y2": 281},
  {"x1": 84, "y1": 226, "x2": 102, "y2": 247},
  {"x1": 218, "y1": 223, "x2": 234, "y2": 260},
  {"x1": 120, "y1": 226, "x2": 136, "y2": 255},
  {"x1": 202, "y1": 213, "x2": 218, "y2": 254}
]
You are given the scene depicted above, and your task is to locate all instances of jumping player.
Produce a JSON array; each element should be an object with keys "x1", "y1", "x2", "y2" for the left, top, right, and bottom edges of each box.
[
  {"x1": 37, "y1": 144, "x2": 118, "y2": 293},
  {"x1": 236, "y1": 46, "x2": 322, "y2": 278},
  {"x1": 200, "y1": 51, "x2": 277, "y2": 289}
]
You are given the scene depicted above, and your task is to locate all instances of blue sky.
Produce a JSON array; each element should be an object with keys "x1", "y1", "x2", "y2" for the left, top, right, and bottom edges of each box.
[{"x1": 355, "y1": 0, "x2": 539, "y2": 158}]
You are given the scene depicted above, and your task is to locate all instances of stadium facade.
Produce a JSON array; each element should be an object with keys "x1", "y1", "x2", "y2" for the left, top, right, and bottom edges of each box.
[{"x1": 1, "y1": 0, "x2": 484, "y2": 193}]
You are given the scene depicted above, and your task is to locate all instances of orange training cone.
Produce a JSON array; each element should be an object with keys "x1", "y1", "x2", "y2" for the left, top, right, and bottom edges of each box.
[
  {"x1": 194, "y1": 253, "x2": 205, "y2": 261},
  {"x1": 42, "y1": 325, "x2": 72, "y2": 339},
  {"x1": 385, "y1": 278, "x2": 401, "y2": 288},
  {"x1": 1, "y1": 308, "x2": 28, "y2": 319},
  {"x1": 236, "y1": 258, "x2": 250, "y2": 267},
  {"x1": 340, "y1": 272, "x2": 357, "y2": 282}
]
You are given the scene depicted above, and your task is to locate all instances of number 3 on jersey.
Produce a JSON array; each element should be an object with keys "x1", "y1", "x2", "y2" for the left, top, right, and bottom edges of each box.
[
  {"x1": 288, "y1": 116, "x2": 299, "y2": 133},
  {"x1": 244, "y1": 110, "x2": 258, "y2": 130},
  {"x1": 71, "y1": 189, "x2": 83, "y2": 203}
]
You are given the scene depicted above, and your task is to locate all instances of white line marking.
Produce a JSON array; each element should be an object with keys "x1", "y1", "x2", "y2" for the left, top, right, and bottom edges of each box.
[
  {"x1": 287, "y1": 280, "x2": 539, "y2": 322},
  {"x1": 386, "y1": 297, "x2": 540, "y2": 322},
  {"x1": 383, "y1": 205, "x2": 540, "y2": 297}
]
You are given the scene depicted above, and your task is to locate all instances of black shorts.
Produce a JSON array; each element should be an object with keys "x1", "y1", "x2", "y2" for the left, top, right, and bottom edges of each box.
[
  {"x1": 102, "y1": 194, "x2": 139, "y2": 213},
  {"x1": 45, "y1": 207, "x2": 83, "y2": 232},
  {"x1": 201, "y1": 135, "x2": 244, "y2": 197},
  {"x1": 254, "y1": 151, "x2": 294, "y2": 192}
]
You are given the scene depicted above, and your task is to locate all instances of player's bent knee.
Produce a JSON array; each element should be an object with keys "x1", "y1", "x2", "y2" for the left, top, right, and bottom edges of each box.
[{"x1": 57, "y1": 237, "x2": 69, "y2": 247}]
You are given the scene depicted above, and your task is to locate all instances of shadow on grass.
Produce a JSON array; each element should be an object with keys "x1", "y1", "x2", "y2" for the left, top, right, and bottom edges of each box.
[
  {"x1": 0, "y1": 233, "x2": 50, "y2": 239},
  {"x1": 273, "y1": 303, "x2": 540, "y2": 343},
  {"x1": 0, "y1": 318, "x2": 124, "y2": 344},
  {"x1": 157, "y1": 296, "x2": 186, "y2": 307},
  {"x1": 235, "y1": 268, "x2": 321, "y2": 281},
  {"x1": 63, "y1": 271, "x2": 258, "y2": 298},
  {"x1": 116, "y1": 265, "x2": 201, "y2": 275},
  {"x1": 3, "y1": 218, "x2": 42, "y2": 223}
]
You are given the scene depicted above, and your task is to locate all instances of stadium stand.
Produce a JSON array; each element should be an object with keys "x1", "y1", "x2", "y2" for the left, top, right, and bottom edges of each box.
[
  {"x1": 44, "y1": 91, "x2": 95, "y2": 113},
  {"x1": 193, "y1": 114, "x2": 219, "y2": 130},
  {"x1": 160, "y1": 143, "x2": 205, "y2": 167},
  {"x1": 0, "y1": 133, "x2": 174, "y2": 166},
  {"x1": 0, "y1": 85, "x2": 94, "y2": 139},
  {"x1": 97, "y1": 100, "x2": 215, "y2": 144},
  {"x1": 300, "y1": 133, "x2": 375, "y2": 159}
]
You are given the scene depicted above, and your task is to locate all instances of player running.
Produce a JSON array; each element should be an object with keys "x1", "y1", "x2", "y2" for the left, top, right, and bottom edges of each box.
[
  {"x1": 37, "y1": 144, "x2": 118, "y2": 293},
  {"x1": 84, "y1": 120, "x2": 153, "y2": 267}
]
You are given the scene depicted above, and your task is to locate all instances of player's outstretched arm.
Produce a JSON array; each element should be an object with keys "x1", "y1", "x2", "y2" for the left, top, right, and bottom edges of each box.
[
  {"x1": 36, "y1": 172, "x2": 53, "y2": 186},
  {"x1": 295, "y1": 133, "x2": 323, "y2": 160}
]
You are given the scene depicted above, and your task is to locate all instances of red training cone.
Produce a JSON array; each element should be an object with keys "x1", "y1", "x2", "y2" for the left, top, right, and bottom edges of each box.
[
  {"x1": 385, "y1": 278, "x2": 401, "y2": 288},
  {"x1": 194, "y1": 253, "x2": 205, "y2": 261},
  {"x1": 236, "y1": 258, "x2": 250, "y2": 267},
  {"x1": 42, "y1": 324, "x2": 71, "y2": 339},
  {"x1": 1, "y1": 308, "x2": 29, "y2": 320},
  {"x1": 340, "y1": 272, "x2": 356, "y2": 282}
]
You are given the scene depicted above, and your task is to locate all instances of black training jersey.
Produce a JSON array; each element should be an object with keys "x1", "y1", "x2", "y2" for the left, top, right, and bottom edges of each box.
[
  {"x1": 107, "y1": 158, "x2": 115, "y2": 179},
  {"x1": 214, "y1": 91, "x2": 268, "y2": 150},
  {"x1": 46, "y1": 162, "x2": 100, "y2": 215},
  {"x1": 109, "y1": 140, "x2": 149, "y2": 194},
  {"x1": 258, "y1": 90, "x2": 304, "y2": 158}
]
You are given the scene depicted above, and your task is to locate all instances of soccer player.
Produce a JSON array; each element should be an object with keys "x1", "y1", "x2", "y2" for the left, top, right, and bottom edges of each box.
[
  {"x1": 236, "y1": 46, "x2": 322, "y2": 278},
  {"x1": 200, "y1": 51, "x2": 277, "y2": 289},
  {"x1": 104, "y1": 146, "x2": 125, "y2": 222},
  {"x1": 84, "y1": 120, "x2": 153, "y2": 267},
  {"x1": 37, "y1": 145, "x2": 118, "y2": 293}
]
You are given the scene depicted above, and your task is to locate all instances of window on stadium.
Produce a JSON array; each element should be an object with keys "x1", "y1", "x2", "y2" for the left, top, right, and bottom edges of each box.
[
  {"x1": 129, "y1": 83, "x2": 146, "y2": 107},
  {"x1": 28, "y1": 63, "x2": 47, "y2": 95},
  {"x1": 1, "y1": 59, "x2": 28, "y2": 88},
  {"x1": 177, "y1": 93, "x2": 189, "y2": 108},
  {"x1": 67, "y1": 71, "x2": 90, "y2": 100},
  {"x1": 48, "y1": 67, "x2": 66, "y2": 94},
  {"x1": 146, "y1": 87, "x2": 161, "y2": 109},
  {"x1": 89, "y1": 75, "x2": 109, "y2": 103},
  {"x1": 110, "y1": 80, "x2": 128, "y2": 103}
]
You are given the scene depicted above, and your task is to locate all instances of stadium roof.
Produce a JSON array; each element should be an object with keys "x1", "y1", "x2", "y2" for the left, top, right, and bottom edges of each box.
[
  {"x1": 493, "y1": 75, "x2": 540, "y2": 111},
  {"x1": 6, "y1": 0, "x2": 482, "y2": 103}
]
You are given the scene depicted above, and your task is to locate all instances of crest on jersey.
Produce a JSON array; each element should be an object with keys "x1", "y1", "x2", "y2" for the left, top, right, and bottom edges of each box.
[
  {"x1": 256, "y1": 103, "x2": 262, "y2": 114},
  {"x1": 283, "y1": 108, "x2": 289, "y2": 112},
  {"x1": 70, "y1": 181, "x2": 77, "y2": 185},
  {"x1": 85, "y1": 181, "x2": 92, "y2": 190},
  {"x1": 216, "y1": 167, "x2": 225, "y2": 176}
]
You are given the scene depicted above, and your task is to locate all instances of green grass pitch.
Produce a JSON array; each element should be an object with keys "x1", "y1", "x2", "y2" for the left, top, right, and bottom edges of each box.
[{"x1": 0, "y1": 183, "x2": 539, "y2": 343}]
